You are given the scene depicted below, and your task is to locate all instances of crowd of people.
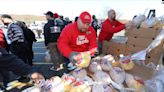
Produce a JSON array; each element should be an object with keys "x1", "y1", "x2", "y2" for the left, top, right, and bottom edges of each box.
[{"x1": 0, "y1": 9, "x2": 133, "y2": 90}]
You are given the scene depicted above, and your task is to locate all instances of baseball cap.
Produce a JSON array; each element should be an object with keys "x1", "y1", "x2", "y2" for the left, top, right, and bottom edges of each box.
[
  {"x1": 54, "y1": 13, "x2": 59, "y2": 18},
  {"x1": 44, "y1": 11, "x2": 54, "y2": 17},
  {"x1": 79, "y1": 11, "x2": 91, "y2": 23}
]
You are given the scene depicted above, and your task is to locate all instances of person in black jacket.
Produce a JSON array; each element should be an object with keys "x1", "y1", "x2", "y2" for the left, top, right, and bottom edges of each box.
[
  {"x1": 0, "y1": 28, "x2": 43, "y2": 87},
  {"x1": 0, "y1": 48, "x2": 44, "y2": 84},
  {"x1": 16, "y1": 21, "x2": 37, "y2": 66},
  {"x1": 91, "y1": 15, "x2": 99, "y2": 36},
  {"x1": 43, "y1": 11, "x2": 63, "y2": 71},
  {"x1": 1, "y1": 14, "x2": 29, "y2": 64}
]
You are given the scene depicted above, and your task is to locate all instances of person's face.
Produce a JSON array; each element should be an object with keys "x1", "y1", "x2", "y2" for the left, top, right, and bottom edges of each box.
[
  {"x1": 108, "y1": 10, "x2": 116, "y2": 21},
  {"x1": 1, "y1": 17, "x2": 8, "y2": 26},
  {"x1": 46, "y1": 15, "x2": 51, "y2": 20},
  {"x1": 77, "y1": 19, "x2": 90, "y2": 32}
]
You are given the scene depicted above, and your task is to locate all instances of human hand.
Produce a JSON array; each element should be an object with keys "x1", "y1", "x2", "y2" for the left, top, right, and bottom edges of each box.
[
  {"x1": 69, "y1": 52, "x2": 80, "y2": 64},
  {"x1": 125, "y1": 21, "x2": 135, "y2": 30}
]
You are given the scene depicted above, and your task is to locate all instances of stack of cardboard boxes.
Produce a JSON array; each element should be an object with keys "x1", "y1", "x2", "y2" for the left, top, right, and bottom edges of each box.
[{"x1": 102, "y1": 28, "x2": 164, "y2": 65}]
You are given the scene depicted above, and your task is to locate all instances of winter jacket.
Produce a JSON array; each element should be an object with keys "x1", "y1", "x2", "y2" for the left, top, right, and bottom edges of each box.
[{"x1": 44, "y1": 18, "x2": 63, "y2": 46}]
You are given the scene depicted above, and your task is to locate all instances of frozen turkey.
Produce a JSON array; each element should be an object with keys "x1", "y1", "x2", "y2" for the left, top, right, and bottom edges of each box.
[
  {"x1": 125, "y1": 73, "x2": 145, "y2": 92},
  {"x1": 72, "y1": 68, "x2": 87, "y2": 79},
  {"x1": 109, "y1": 67, "x2": 126, "y2": 84},
  {"x1": 89, "y1": 61, "x2": 102, "y2": 73},
  {"x1": 92, "y1": 84, "x2": 113, "y2": 92},
  {"x1": 100, "y1": 55, "x2": 115, "y2": 71}
]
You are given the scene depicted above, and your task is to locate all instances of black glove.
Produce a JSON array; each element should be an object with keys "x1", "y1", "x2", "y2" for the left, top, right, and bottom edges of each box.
[{"x1": 69, "y1": 52, "x2": 79, "y2": 64}]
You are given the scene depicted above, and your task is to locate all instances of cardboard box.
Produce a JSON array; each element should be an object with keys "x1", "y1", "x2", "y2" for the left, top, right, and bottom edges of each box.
[
  {"x1": 126, "y1": 28, "x2": 161, "y2": 38},
  {"x1": 147, "y1": 43, "x2": 164, "y2": 59},
  {"x1": 126, "y1": 44, "x2": 146, "y2": 54},
  {"x1": 145, "y1": 57, "x2": 160, "y2": 65},
  {"x1": 126, "y1": 63, "x2": 155, "y2": 80},
  {"x1": 102, "y1": 40, "x2": 127, "y2": 55},
  {"x1": 126, "y1": 41, "x2": 163, "y2": 65},
  {"x1": 127, "y1": 36, "x2": 154, "y2": 47}
]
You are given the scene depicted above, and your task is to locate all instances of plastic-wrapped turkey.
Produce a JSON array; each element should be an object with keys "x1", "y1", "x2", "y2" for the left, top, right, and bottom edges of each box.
[
  {"x1": 61, "y1": 74, "x2": 76, "y2": 92},
  {"x1": 93, "y1": 71, "x2": 132, "y2": 91},
  {"x1": 100, "y1": 55, "x2": 115, "y2": 71},
  {"x1": 75, "y1": 52, "x2": 91, "y2": 68},
  {"x1": 93, "y1": 71, "x2": 112, "y2": 83},
  {"x1": 120, "y1": 56, "x2": 134, "y2": 71},
  {"x1": 125, "y1": 73, "x2": 145, "y2": 92},
  {"x1": 145, "y1": 79, "x2": 164, "y2": 92},
  {"x1": 92, "y1": 84, "x2": 113, "y2": 92},
  {"x1": 144, "y1": 65, "x2": 164, "y2": 92},
  {"x1": 72, "y1": 68, "x2": 94, "y2": 86},
  {"x1": 89, "y1": 61, "x2": 102, "y2": 73},
  {"x1": 72, "y1": 68, "x2": 87, "y2": 79},
  {"x1": 70, "y1": 84, "x2": 91, "y2": 92},
  {"x1": 109, "y1": 67, "x2": 125, "y2": 84},
  {"x1": 43, "y1": 76, "x2": 64, "y2": 92}
]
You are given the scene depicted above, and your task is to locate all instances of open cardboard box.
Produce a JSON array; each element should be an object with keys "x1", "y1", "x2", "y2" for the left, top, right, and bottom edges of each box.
[
  {"x1": 126, "y1": 62, "x2": 155, "y2": 81},
  {"x1": 126, "y1": 28, "x2": 161, "y2": 39}
]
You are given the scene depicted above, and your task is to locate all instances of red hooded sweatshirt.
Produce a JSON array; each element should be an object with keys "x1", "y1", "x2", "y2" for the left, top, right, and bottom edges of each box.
[
  {"x1": 57, "y1": 22, "x2": 97, "y2": 58},
  {"x1": 98, "y1": 19, "x2": 125, "y2": 43},
  {"x1": 0, "y1": 28, "x2": 6, "y2": 48}
]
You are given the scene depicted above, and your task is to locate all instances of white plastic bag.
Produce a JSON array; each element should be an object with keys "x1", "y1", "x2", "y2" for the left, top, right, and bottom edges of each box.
[
  {"x1": 141, "y1": 17, "x2": 159, "y2": 28},
  {"x1": 132, "y1": 15, "x2": 146, "y2": 27}
]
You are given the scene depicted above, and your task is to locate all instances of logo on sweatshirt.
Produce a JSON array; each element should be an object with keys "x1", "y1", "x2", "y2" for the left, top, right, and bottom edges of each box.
[{"x1": 76, "y1": 35, "x2": 89, "y2": 45}]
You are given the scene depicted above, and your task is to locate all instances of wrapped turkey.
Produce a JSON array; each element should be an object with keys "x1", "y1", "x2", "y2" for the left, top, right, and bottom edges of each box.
[
  {"x1": 145, "y1": 79, "x2": 163, "y2": 92},
  {"x1": 109, "y1": 67, "x2": 125, "y2": 84},
  {"x1": 92, "y1": 84, "x2": 113, "y2": 92},
  {"x1": 93, "y1": 71, "x2": 130, "y2": 91},
  {"x1": 80, "y1": 76, "x2": 94, "y2": 85},
  {"x1": 72, "y1": 68, "x2": 93, "y2": 85},
  {"x1": 111, "y1": 61, "x2": 120, "y2": 67},
  {"x1": 93, "y1": 71, "x2": 112, "y2": 83},
  {"x1": 61, "y1": 74, "x2": 76, "y2": 92},
  {"x1": 75, "y1": 52, "x2": 91, "y2": 68},
  {"x1": 70, "y1": 84, "x2": 91, "y2": 92},
  {"x1": 132, "y1": 15, "x2": 146, "y2": 28},
  {"x1": 43, "y1": 76, "x2": 64, "y2": 92},
  {"x1": 92, "y1": 56, "x2": 103, "y2": 62},
  {"x1": 72, "y1": 68, "x2": 87, "y2": 79},
  {"x1": 89, "y1": 61, "x2": 102, "y2": 73},
  {"x1": 141, "y1": 17, "x2": 159, "y2": 28},
  {"x1": 100, "y1": 55, "x2": 115, "y2": 71},
  {"x1": 125, "y1": 73, "x2": 145, "y2": 92},
  {"x1": 120, "y1": 56, "x2": 134, "y2": 70}
]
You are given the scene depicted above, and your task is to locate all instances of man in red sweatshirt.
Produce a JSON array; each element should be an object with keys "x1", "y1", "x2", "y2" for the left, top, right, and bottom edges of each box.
[
  {"x1": 57, "y1": 11, "x2": 97, "y2": 71},
  {"x1": 98, "y1": 9, "x2": 129, "y2": 54}
]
